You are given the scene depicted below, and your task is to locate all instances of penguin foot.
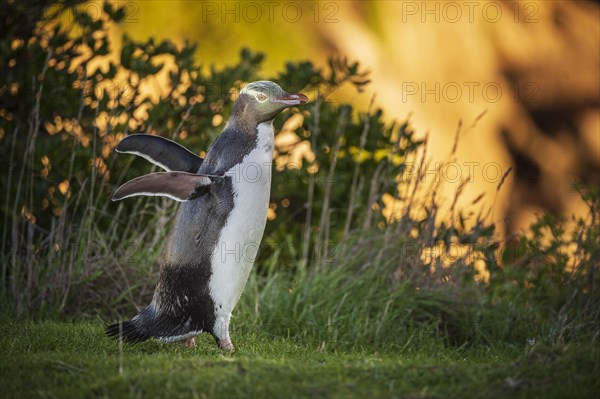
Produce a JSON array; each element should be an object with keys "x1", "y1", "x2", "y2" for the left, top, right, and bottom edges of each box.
[
  {"x1": 219, "y1": 337, "x2": 234, "y2": 352},
  {"x1": 183, "y1": 337, "x2": 196, "y2": 348}
]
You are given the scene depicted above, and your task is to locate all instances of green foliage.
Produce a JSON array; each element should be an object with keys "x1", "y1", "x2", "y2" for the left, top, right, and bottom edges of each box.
[
  {"x1": 239, "y1": 187, "x2": 600, "y2": 351},
  {"x1": 490, "y1": 184, "x2": 600, "y2": 344}
]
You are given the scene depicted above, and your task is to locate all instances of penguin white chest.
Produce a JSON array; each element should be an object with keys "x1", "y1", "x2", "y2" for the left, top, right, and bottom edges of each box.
[{"x1": 209, "y1": 121, "x2": 274, "y2": 317}]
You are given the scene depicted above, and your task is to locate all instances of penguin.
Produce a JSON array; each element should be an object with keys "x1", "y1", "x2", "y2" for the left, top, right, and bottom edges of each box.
[{"x1": 106, "y1": 81, "x2": 308, "y2": 351}]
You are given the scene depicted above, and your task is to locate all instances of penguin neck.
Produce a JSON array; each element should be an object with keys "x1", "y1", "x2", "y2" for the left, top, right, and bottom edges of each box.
[{"x1": 227, "y1": 115, "x2": 273, "y2": 139}]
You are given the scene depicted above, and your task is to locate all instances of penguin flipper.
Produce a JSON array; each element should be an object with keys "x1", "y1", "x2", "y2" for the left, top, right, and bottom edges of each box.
[
  {"x1": 112, "y1": 171, "x2": 215, "y2": 202},
  {"x1": 116, "y1": 134, "x2": 204, "y2": 173}
]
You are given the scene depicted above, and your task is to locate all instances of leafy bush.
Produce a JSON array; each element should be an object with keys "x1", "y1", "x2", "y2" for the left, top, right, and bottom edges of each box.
[{"x1": 490, "y1": 185, "x2": 600, "y2": 344}]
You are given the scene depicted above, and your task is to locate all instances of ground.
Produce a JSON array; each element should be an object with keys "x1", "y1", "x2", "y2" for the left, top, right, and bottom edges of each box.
[{"x1": 1, "y1": 320, "x2": 598, "y2": 398}]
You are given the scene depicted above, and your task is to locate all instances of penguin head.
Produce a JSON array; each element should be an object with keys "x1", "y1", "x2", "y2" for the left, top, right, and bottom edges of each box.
[{"x1": 233, "y1": 81, "x2": 308, "y2": 124}]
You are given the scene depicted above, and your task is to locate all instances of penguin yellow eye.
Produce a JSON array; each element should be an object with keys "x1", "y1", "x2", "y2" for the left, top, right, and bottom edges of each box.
[{"x1": 256, "y1": 93, "x2": 268, "y2": 102}]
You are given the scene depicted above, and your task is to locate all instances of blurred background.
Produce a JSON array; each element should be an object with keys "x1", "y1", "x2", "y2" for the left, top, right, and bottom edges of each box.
[{"x1": 116, "y1": 0, "x2": 600, "y2": 237}]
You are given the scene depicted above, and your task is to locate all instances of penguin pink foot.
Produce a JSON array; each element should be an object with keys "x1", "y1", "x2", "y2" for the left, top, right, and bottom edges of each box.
[
  {"x1": 183, "y1": 337, "x2": 196, "y2": 348},
  {"x1": 219, "y1": 337, "x2": 234, "y2": 352}
]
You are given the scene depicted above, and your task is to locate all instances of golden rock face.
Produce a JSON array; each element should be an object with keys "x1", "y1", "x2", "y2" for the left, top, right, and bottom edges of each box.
[
  {"x1": 119, "y1": 0, "x2": 599, "y2": 237},
  {"x1": 310, "y1": 1, "x2": 599, "y2": 237}
]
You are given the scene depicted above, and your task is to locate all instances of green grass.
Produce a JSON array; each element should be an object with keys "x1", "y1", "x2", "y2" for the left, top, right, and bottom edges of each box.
[{"x1": 2, "y1": 320, "x2": 598, "y2": 398}]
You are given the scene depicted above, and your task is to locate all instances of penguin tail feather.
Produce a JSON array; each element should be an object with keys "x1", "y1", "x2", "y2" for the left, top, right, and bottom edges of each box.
[{"x1": 105, "y1": 320, "x2": 150, "y2": 343}]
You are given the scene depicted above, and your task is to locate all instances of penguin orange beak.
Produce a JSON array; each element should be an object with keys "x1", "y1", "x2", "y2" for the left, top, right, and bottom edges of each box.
[{"x1": 274, "y1": 93, "x2": 309, "y2": 106}]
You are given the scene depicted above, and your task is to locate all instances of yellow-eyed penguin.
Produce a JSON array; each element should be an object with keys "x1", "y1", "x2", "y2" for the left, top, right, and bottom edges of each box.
[{"x1": 106, "y1": 81, "x2": 308, "y2": 351}]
